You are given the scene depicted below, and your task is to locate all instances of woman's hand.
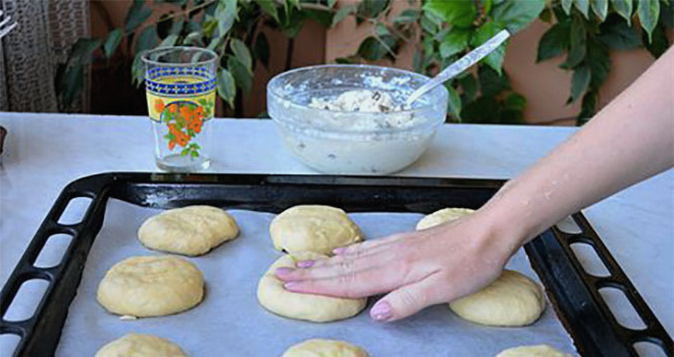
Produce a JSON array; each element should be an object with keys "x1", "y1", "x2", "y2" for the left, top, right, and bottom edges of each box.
[{"x1": 274, "y1": 209, "x2": 522, "y2": 322}]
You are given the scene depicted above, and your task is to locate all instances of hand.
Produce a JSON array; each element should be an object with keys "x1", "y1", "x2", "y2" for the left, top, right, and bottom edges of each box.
[{"x1": 274, "y1": 209, "x2": 521, "y2": 322}]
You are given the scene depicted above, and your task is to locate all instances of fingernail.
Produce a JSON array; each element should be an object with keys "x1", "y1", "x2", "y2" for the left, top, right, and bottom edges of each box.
[
  {"x1": 284, "y1": 281, "x2": 300, "y2": 291},
  {"x1": 275, "y1": 267, "x2": 294, "y2": 276},
  {"x1": 296, "y1": 260, "x2": 314, "y2": 268},
  {"x1": 333, "y1": 247, "x2": 347, "y2": 254},
  {"x1": 370, "y1": 301, "x2": 393, "y2": 322}
]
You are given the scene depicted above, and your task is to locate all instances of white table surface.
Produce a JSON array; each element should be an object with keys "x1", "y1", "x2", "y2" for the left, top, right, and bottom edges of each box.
[{"x1": 0, "y1": 112, "x2": 672, "y2": 340}]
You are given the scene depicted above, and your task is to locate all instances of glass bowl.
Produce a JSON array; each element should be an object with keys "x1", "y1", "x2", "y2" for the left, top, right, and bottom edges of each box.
[{"x1": 267, "y1": 65, "x2": 448, "y2": 175}]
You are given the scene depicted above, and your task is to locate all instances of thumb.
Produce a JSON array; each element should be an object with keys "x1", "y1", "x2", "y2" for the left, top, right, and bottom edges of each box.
[{"x1": 369, "y1": 276, "x2": 443, "y2": 322}]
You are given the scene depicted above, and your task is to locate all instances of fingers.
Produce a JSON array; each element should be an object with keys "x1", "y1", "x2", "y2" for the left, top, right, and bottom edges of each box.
[
  {"x1": 370, "y1": 274, "x2": 445, "y2": 322},
  {"x1": 333, "y1": 233, "x2": 406, "y2": 256},
  {"x1": 277, "y1": 250, "x2": 397, "y2": 281},
  {"x1": 282, "y1": 265, "x2": 403, "y2": 298}
]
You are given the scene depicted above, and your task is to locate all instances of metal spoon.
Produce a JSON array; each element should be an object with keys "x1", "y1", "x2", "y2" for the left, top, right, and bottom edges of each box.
[{"x1": 405, "y1": 29, "x2": 511, "y2": 106}]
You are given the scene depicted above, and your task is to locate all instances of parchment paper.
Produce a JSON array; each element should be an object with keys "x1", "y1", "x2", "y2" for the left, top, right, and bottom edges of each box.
[{"x1": 56, "y1": 199, "x2": 576, "y2": 356}]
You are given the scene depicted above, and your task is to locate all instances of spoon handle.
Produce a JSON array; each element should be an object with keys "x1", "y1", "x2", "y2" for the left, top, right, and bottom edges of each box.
[{"x1": 406, "y1": 29, "x2": 510, "y2": 106}]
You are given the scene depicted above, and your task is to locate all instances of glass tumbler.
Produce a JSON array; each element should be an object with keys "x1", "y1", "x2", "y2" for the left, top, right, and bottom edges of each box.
[{"x1": 142, "y1": 46, "x2": 217, "y2": 172}]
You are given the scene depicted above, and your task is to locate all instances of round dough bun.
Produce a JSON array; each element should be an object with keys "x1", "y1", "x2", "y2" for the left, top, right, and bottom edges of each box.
[
  {"x1": 96, "y1": 333, "x2": 186, "y2": 357},
  {"x1": 449, "y1": 270, "x2": 545, "y2": 327},
  {"x1": 496, "y1": 344, "x2": 571, "y2": 357},
  {"x1": 138, "y1": 205, "x2": 239, "y2": 256},
  {"x1": 97, "y1": 255, "x2": 204, "y2": 317},
  {"x1": 270, "y1": 205, "x2": 362, "y2": 255},
  {"x1": 416, "y1": 208, "x2": 475, "y2": 230},
  {"x1": 257, "y1": 252, "x2": 366, "y2": 322},
  {"x1": 283, "y1": 338, "x2": 369, "y2": 357}
]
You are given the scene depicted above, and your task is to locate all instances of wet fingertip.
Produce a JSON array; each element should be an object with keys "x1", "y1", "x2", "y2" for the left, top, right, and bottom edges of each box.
[
  {"x1": 370, "y1": 301, "x2": 393, "y2": 322},
  {"x1": 284, "y1": 281, "x2": 300, "y2": 291},
  {"x1": 296, "y1": 260, "x2": 315, "y2": 268}
]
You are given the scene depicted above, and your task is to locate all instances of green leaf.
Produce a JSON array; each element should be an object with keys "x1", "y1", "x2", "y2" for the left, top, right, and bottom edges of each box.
[
  {"x1": 577, "y1": 90, "x2": 598, "y2": 124},
  {"x1": 217, "y1": 68, "x2": 236, "y2": 108},
  {"x1": 661, "y1": 1, "x2": 673, "y2": 28},
  {"x1": 423, "y1": 0, "x2": 477, "y2": 28},
  {"x1": 159, "y1": 34, "x2": 178, "y2": 48},
  {"x1": 597, "y1": 17, "x2": 641, "y2": 50},
  {"x1": 169, "y1": 18, "x2": 184, "y2": 35},
  {"x1": 420, "y1": 13, "x2": 438, "y2": 33},
  {"x1": 357, "y1": 0, "x2": 390, "y2": 18},
  {"x1": 642, "y1": 24, "x2": 668, "y2": 57},
  {"x1": 58, "y1": 65, "x2": 84, "y2": 106},
  {"x1": 328, "y1": 0, "x2": 338, "y2": 7},
  {"x1": 230, "y1": 39, "x2": 252, "y2": 72},
  {"x1": 587, "y1": 40, "x2": 611, "y2": 88},
  {"x1": 478, "y1": 65, "x2": 510, "y2": 97},
  {"x1": 480, "y1": 0, "x2": 494, "y2": 15},
  {"x1": 439, "y1": 29, "x2": 470, "y2": 58},
  {"x1": 471, "y1": 22, "x2": 506, "y2": 74},
  {"x1": 610, "y1": 0, "x2": 633, "y2": 24},
  {"x1": 569, "y1": 65, "x2": 590, "y2": 103},
  {"x1": 183, "y1": 32, "x2": 203, "y2": 46},
  {"x1": 446, "y1": 85, "x2": 462, "y2": 120},
  {"x1": 394, "y1": 9, "x2": 420, "y2": 24},
  {"x1": 103, "y1": 29, "x2": 123, "y2": 58},
  {"x1": 255, "y1": 0, "x2": 279, "y2": 22},
  {"x1": 332, "y1": 5, "x2": 356, "y2": 27},
  {"x1": 491, "y1": 0, "x2": 545, "y2": 33},
  {"x1": 637, "y1": 0, "x2": 660, "y2": 42},
  {"x1": 461, "y1": 96, "x2": 500, "y2": 123},
  {"x1": 253, "y1": 32, "x2": 270, "y2": 68},
  {"x1": 135, "y1": 26, "x2": 158, "y2": 53},
  {"x1": 562, "y1": 0, "x2": 574, "y2": 14},
  {"x1": 574, "y1": 0, "x2": 590, "y2": 18},
  {"x1": 537, "y1": 20, "x2": 571, "y2": 62},
  {"x1": 504, "y1": 93, "x2": 526, "y2": 111},
  {"x1": 539, "y1": 7, "x2": 553, "y2": 22},
  {"x1": 458, "y1": 73, "x2": 478, "y2": 102},
  {"x1": 202, "y1": 16, "x2": 218, "y2": 38},
  {"x1": 68, "y1": 38, "x2": 101, "y2": 66},
  {"x1": 561, "y1": 16, "x2": 587, "y2": 68},
  {"x1": 375, "y1": 22, "x2": 390, "y2": 36},
  {"x1": 591, "y1": 0, "x2": 608, "y2": 20},
  {"x1": 131, "y1": 54, "x2": 144, "y2": 87},
  {"x1": 125, "y1": 0, "x2": 152, "y2": 32},
  {"x1": 228, "y1": 56, "x2": 252, "y2": 94},
  {"x1": 304, "y1": 8, "x2": 334, "y2": 28},
  {"x1": 357, "y1": 36, "x2": 396, "y2": 61},
  {"x1": 215, "y1": 0, "x2": 237, "y2": 37}
]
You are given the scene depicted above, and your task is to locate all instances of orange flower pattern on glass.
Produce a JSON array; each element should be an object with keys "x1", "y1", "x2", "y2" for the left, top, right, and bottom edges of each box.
[
  {"x1": 154, "y1": 99, "x2": 165, "y2": 113},
  {"x1": 160, "y1": 101, "x2": 211, "y2": 158}
]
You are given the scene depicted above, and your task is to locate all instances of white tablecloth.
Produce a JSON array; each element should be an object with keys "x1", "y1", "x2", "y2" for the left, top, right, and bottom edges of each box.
[{"x1": 1, "y1": 112, "x2": 672, "y2": 340}]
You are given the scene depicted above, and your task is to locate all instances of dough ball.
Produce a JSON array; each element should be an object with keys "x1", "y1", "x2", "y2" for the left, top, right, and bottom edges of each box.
[
  {"x1": 416, "y1": 208, "x2": 475, "y2": 230},
  {"x1": 95, "y1": 333, "x2": 186, "y2": 357},
  {"x1": 138, "y1": 205, "x2": 239, "y2": 256},
  {"x1": 257, "y1": 252, "x2": 366, "y2": 322},
  {"x1": 283, "y1": 338, "x2": 369, "y2": 357},
  {"x1": 496, "y1": 344, "x2": 571, "y2": 357},
  {"x1": 270, "y1": 205, "x2": 362, "y2": 254},
  {"x1": 97, "y1": 255, "x2": 204, "y2": 317},
  {"x1": 449, "y1": 270, "x2": 545, "y2": 327}
]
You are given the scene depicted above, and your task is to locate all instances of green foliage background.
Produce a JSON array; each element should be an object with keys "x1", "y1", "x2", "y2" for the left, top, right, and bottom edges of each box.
[{"x1": 58, "y1": 0, "x2": 672, "y2": 125}]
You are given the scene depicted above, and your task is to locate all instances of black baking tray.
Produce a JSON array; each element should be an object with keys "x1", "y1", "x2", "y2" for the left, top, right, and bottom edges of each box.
[{"x1": 0, "y1": 172, "x2": 671, "y2": 356}]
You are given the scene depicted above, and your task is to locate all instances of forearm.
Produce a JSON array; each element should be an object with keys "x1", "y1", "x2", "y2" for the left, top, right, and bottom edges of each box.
[{"x1": 484, "y1": 47, "x2": 674, "y2": 247}]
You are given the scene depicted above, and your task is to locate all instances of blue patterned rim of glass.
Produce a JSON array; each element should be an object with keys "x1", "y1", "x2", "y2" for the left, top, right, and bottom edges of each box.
[{"x1": 145, "y1": 66, "x2": 216, "y2": 96}]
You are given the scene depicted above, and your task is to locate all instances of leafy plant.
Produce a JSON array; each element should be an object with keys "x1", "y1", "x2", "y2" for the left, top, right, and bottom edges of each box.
[
  {"x1": 537, "y1": 0, "x2": 672, "y2": 124},
  {"x1": 58, "y1": 0, "x2": 672, "y2": 125},
  {"x1": 56, "y1": 0, "x2": 338, "y2": 114}
]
